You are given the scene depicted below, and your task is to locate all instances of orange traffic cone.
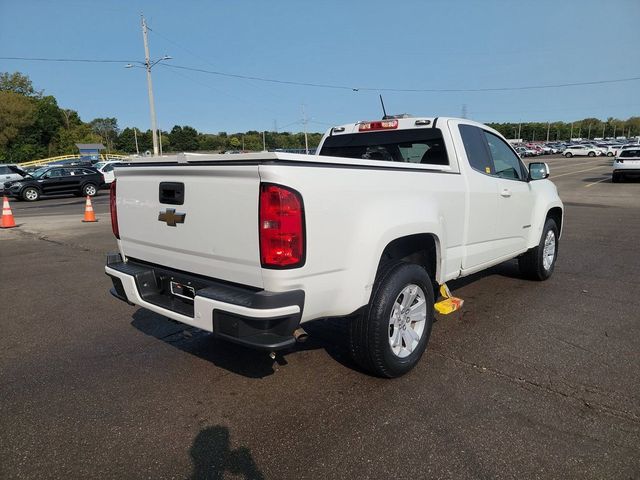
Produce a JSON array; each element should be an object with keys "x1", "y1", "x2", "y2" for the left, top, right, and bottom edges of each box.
[
  {"x1": 1, "y1": 196, "x2": 17, "y2": 228},
  {"x1": 82, "y1": 195, "x2": 97, "y2": 223}
]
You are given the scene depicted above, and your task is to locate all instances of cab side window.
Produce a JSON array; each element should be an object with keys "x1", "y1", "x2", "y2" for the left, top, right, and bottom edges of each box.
[
  {"x1": 459, "y1": 124, "x2": 493, "y2": 175},
  {"x1": 482, "y1": 131, "x2": 525, "y2": 180}
]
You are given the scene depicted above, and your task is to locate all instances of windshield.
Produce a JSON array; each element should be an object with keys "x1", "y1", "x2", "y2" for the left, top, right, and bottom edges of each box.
[
  {"x1": 320, "y1": 128, "x2": 449, "y2": 165},
  {"x1": 30, "y1": 168, "x2": 50, "y2": 179},
  {"x1": 93, "y1": 162, "x2": 106, "y2": 170}
]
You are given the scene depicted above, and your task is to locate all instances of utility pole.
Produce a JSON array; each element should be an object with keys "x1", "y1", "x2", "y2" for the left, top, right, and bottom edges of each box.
[
  {"x1": 613, "y1": 123, "x2": 617, "y2": 138},
  {"x1": 517, "y1": 123, "x2": 521, "y2": 140},
  {"x1": 141, "y1": 15, "x2": 159, "y2": 157},
  {"x1": 570, "y1": 122, "x2": 574, "y2": 139},
  {"x1": 159, "y1": 127, "x2": 163, "y2": 156},
  {"x1": 546, "y1": 122, "x2": 550, "y2": 142},
  {"x1": 133, "y1": 127, "x2": 140, "y2": 154},
  {"x1": 461, "y1": 104, "x2": 468, "y2": 119},
  {"x1": 587, "y1": 124, "x2": 591, "y2": 140},
  {"x1": 262, "y1": 131, "x2": 266, "y2": 152},
  {"x1": 302, "y1": 104, "x2": 309, "y2": 155},
  {"x1": 602, "y1": 123, "x2": 606, "y2": 139}
]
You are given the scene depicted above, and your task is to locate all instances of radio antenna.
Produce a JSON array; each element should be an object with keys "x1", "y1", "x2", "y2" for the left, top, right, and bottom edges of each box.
[{"x1": 379, "y1": 94, "x2": 388, "y2": 119}]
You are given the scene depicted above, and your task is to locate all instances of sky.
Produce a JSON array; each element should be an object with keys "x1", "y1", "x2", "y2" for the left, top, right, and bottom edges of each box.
[{"x1": 1, "y1": 0, "x2": 639, "y2": 134}]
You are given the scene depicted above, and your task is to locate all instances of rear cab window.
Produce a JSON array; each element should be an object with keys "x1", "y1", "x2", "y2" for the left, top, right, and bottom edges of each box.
[{"x1": 319, "y1": 128, "x2": 449, "y2": 166}]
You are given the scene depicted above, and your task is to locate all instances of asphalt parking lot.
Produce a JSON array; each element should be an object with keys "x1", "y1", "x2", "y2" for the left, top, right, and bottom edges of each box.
[{"x1": 1, "y1": 155, "x2": 639, "y2": 479}]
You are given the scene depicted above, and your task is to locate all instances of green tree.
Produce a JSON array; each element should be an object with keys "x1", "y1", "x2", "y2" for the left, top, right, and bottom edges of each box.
[
  {"x1": 169, "y1": 125, "x2": 199, "y2": 151},
  {"x1": 0, "y1": 71, "x2": 40, "y2": 96},
  {"x1": 0, "y1": 91, "x2": 35, "y2": 152},
  {"x1": 90, "y1": 117, "x2": 119, "y2": 152}
]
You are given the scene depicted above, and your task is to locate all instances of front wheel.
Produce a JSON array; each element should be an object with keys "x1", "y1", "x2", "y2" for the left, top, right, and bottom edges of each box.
[
  {"x1": 82, "y1": 183, "x2": 98, "y2": 196},
  {"x1": 350, "y1": 262, "x2": 434, "y2": 378},
  {"x1": 519, "y1": 219, "x2": 559, "y2": 281},
  {"x1": 607, "y1": 152, "x2": 614, "y2": 157},
  {"x1": 564, "y1": 152, "x2": 573, "y2": 158},
  {"x1": 22, "y1": 187, "x2": 40, "y2": 202},
  {"x1": 588, "y1": 151, "x2": 596, "y2": 157}
]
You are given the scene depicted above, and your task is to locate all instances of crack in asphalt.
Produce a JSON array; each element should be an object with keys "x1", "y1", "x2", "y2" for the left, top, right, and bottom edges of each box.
[{"x1": 431, "y1": 350, "x2": 640, "y2": 428}]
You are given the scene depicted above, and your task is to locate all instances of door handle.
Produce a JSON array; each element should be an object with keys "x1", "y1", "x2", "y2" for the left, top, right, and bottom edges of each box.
[{"x1": 500, "y1": 188, "x2": 512, "y2": 198}]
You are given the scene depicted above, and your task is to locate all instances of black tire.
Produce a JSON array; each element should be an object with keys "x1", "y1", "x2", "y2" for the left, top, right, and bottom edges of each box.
[
  {"x1": 82, "y1": 183, "x2": 98, "y2": 196},
  {"x1": 588, "y1": 151, "x2": 596, "y2": 157},
  {"x1": 564, "y1": 152, "x2": 573, "y2": 158},
  {"x1": 519, "y1": 218, "x2": 559, "y2": 281},
  {"x1": 350, "y1": 261, "x2": 435, "y2": 378},
  {"x1": 612, "y1": 173, "x2": 623, "y2": 183},
  {"x1": 607, "y1": 152, "x2": 614, "y2": 157},
  {"x1": 22, "y1": 187, "x2": 40, "y2": 202}
]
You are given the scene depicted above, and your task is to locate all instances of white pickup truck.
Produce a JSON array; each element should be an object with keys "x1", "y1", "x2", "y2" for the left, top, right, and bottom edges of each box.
[{"x1": 105, "y1": 116, "x2": 563, "y2": 377}]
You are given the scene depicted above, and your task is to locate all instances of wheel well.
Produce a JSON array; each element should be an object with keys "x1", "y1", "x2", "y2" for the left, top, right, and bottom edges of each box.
[
  {"x1": 547, "y1": 207, "x2": 563, "y2": 233},
  {"x1": 378, "y1": 234, "x2": 439, "y2": 280}
]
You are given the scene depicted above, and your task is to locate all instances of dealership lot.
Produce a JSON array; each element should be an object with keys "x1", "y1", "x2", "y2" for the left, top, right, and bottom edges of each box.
[{"x1": 1, "y1": 156, "x2": 639, "y2": 479}]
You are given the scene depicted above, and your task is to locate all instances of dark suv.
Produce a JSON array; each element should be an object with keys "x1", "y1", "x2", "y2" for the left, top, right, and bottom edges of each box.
[{"x1": 4, "y1": 165, "x2": 105, "y2": 201}]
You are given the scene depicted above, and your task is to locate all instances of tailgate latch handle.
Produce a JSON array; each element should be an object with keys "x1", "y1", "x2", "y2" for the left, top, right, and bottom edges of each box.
[{"x1": 159, "y1": 182, "x2": 185, "y2": 205}]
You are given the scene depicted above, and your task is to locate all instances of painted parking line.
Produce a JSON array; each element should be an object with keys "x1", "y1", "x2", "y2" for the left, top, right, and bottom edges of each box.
[
  {"x1": 585, "y1": 177, "x2": 611, "y2": 188},
  {"x1": 551, "y1": 165, "x2": 611, "y2": 178},
  {"x1": 547, "y1": 160, "x2": 605, "y2": 171}
]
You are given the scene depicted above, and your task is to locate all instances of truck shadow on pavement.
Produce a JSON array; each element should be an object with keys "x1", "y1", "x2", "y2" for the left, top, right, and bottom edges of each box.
[
  {"x1": 130, "y1": 309, "x2": 357, "y2": 378},
  {"x1": 189, "y1": 425, "x2": 265, "y2": 480},
  {"x1": 131, "y1": 260, "x2": 525, "y2": 379}
]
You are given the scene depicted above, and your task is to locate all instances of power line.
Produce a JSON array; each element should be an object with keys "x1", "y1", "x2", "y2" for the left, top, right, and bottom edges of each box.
[
  {"x1": 4, "y1": 55, "x2": 640, "y2": 93},
  {"x1": 160, "y1": 63, "x2": 640, "y2": 93},
  {"x1": 0, "y1": 56, "x2": 140, "y2": 64}
]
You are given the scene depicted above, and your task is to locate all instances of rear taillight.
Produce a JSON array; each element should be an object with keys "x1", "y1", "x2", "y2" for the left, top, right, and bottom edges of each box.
[
  {"x1": 110, "y1": 180, "x2": 119, "y2": 239},
  {"x1": 259, "y1": 184, "x2": 305, "y2": 268}
]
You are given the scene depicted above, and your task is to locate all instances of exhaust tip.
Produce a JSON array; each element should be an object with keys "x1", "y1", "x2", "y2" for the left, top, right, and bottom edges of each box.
[{"x1": 293, "y1": 327, "x2": 309, "y2": 343}]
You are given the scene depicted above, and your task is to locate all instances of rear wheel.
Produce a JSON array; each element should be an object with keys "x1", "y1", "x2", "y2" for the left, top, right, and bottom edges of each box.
[
  {"x1": 82, "y1": 183, "x2": 97, "y2": 196},
  {"x1": 350, "y1": 261, "x2": 434, "y2": 378},
  {"x1": 22, "y1": 187, "x2": 40, "y2": 202},
  {"x1": 519, "y1": 219, "x2": 559, "y2": 281},
  {"x1": 612, "y1": 172, "x2": 623, "y2": 183},
  {"x1": 607, "y1": 152, "x2": 614, "y2": 157},
  {"x1": 564, "y1": 152, "x2": 573, "y2": 158}
]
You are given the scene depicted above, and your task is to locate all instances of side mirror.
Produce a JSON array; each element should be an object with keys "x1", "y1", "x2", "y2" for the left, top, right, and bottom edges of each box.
[{"x1": 528, "y1": 162, "x2": 550, "y2": 181}]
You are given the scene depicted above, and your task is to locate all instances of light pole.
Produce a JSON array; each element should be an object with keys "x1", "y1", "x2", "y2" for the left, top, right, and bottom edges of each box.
[{"x1": 125, "y1": 16, "x2": 172, "y2": 157}]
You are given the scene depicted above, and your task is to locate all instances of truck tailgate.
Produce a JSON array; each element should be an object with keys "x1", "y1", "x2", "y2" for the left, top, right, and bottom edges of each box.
[{"x1": 115, "y1": 165, "x2": 263, "y2": 288}]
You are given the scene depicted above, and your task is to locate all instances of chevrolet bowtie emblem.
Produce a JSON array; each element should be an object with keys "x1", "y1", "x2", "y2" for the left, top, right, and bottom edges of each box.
[{"x1": 158, "y1": 208, "x2": 186, "y2": 226}]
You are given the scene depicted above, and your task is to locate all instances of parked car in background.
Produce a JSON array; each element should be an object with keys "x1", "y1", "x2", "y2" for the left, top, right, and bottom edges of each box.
[
  {"x1": 605, "y1": 145, "x2": 624, "y2": 157},
  {"x1": 3, "y1": 165, "x2": 104, "y2": 201},
  {"x1": 93, "y1": 161, "x2": 122, "y2": 185},
  {"x1": 563, "y1": 145, "x2": 600, "y2": 157},
  {"x1": 0, "y1": 164, "x2": 25, "y2": 192},
  {"x1": 612, "y1": 147, "x2": 640, "y2": 182}
]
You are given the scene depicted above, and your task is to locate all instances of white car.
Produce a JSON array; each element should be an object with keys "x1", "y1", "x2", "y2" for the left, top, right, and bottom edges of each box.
[
  {"x1": 105, "y1": 116, "x2": 563, "y2": 377},
  {"x1": 605, "y1": 145, "x2": 624, "y2": 157},
  {"x1": 563, "y1": 145, "x2": 600, "y2": 157},
  {"x1": 93, "y1": 161, "x2": 122, "y2": 185},
  {"x1": 1, "y1": 165, "x2": 25, "y2": 191},
  {"x1": 612, "y1": 147, "x2": 640, "y2": 182}
]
